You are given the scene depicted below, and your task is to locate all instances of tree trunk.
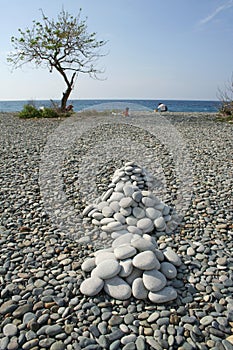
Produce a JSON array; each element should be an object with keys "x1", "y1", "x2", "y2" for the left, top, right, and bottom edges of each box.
[
  {"x1": 61, "y1": 85, "x2": 72, "y2": 112},
  {"x1": 60, "y1": 72, "x2": 76, "y2": 112}
]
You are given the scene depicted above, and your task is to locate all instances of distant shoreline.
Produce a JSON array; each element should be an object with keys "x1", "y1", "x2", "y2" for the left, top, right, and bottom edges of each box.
[{"x1": 0, "y1": 99, "x2": 221, "y2": 113}]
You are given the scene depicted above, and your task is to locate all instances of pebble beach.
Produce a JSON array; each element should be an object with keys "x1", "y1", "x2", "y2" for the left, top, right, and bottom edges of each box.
[{"x1": 0, "y1": 111, "x2": 232, "y2": 350}]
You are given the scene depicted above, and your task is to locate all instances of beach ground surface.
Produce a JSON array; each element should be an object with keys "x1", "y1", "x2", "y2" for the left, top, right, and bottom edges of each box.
[{"x1": 0, "y1": 111, "x2": 232, "y2": 349}]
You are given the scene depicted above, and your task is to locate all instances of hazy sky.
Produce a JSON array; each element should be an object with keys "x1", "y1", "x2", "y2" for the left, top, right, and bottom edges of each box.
[{"x1": 0, "y1": 0, "x2": 233, "y2": 100}]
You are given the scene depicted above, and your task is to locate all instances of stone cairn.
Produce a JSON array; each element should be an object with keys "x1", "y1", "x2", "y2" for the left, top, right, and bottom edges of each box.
[{"x1": 80, "y1": 162, "x2": 182, "y2": 304}]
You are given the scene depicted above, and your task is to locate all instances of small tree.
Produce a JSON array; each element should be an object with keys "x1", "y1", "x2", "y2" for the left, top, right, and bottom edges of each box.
[
  {"x1": 8, "y1": 9, "x2": 107, "y2": 111},
  {"x1": 217, "y1": 74, "x2": 233, "y2": 117}
]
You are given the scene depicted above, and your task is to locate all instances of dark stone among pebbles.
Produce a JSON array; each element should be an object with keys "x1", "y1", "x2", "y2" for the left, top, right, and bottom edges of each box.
[{"x1": 0, "y1": 112, "x2": 232, "y2": 349}]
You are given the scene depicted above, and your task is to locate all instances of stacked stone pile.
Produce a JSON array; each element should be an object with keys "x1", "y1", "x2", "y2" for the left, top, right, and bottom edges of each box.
[
  {"x1": 81, "y1": 162, "x2": 182, "y2": 303},
  {"x1": 82, "y1": 162, "x2": 179, "y2": 238}
]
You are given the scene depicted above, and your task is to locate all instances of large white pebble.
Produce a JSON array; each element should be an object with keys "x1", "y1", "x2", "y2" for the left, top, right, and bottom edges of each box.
[
  {"x1": 123, "y1": 185, "x2": 135, "y2": 197},
  {"x1": 119, "y1": 259, "x2": 133, "y2": 277},
  {"x1": 143, "y1": 269, "x2": 167, "y2": 292},
  {"x1": 132, "y1": 191, "x2": 142, "y2": 202},
  {"x1": 104, "y1": 276, "x2": 132, "y2": 300},
  {"x1": 131, "y1": 237, "x2": 156, "y2": 252},
  {"x1": 132, "y1": 277, "x2": 148, "y2": 300},
  {"x1": 160, "y1": 262, "x2": 177, "y2": 279},
  {"x1": 133, "y1": 251, "x2": 160, "y2": 270},
  {"x1": 95, "y1": 252, "x2": 116, "y2": 265},
  {"x1": 107, "y1": 221, "x2": 125, "y2": 231},
  {"x1": 91, "y1": 259, "x2": 120, "y2": 279},
  {"x1": 126, "y1": 267, "x2": 143, "y2": 285},
  {"x1": 108, "y1": 192, "x2": 124, "y2": 202},
  {"x1": 132, "y1": 207, "x2": 145, "y2": 219},
  {"x1": 120, "y1": 207, "x2": 132, "y2": 217},
  {"x1": 148, "y1": 286, "x2": 177, "y2": 303},
  {"x1": 81, "y1": 257, "x2": 96, "y2": 272},
  {"x1": 154, "y1": 217, "x2": 166, "y2": 229},
  {"x1": 109, "y1": 201, "x2": 120, "y2": 213},
  {"x1": 119, "y1": 197, "x2": 134, "y2": 208},
  {"x1": 145, "y1": 208, "x2": 162, "y2": 220},
  {"x1": 112, "y1": 232, "x2": 133, "y2": 248},
  {"x1": 126, "y1": 216, "x2": 138, "y2": 226},
  {"x1": 142, "y1": 197, "x2": 157, "y2": 207},
  {"x1": 102, "y1": 206, "x2": 114, "y2": 218},
  {"x1": 114, "y1": 245, "x2": 137, "y2": 260},
  {"x1": 113, "y1": 212, "x2": 126, "y2": 224},
  {"x1": 115, "y1": 182, "x2": 124, "y2": 193},
  {"x1": 127, "y1": 226, "x2": 143, "y2": 235},
  {"x1": 102, "y1": 188, "x2": 114, "y2": 201},
  {"x1": 137, "y1": 218, "x2": 154, "y2": 233},
  {"x1": 163, "y1": 247, "x2": 182, "y2": 266},
  {"x1": 80, "y1": 277, "x2": 104, "y2": 296}
]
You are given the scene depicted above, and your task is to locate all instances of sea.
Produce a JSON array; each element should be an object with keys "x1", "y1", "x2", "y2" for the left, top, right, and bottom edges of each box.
[{"x1": 0, "y1": 99, "x2": 221, "y2": 113}]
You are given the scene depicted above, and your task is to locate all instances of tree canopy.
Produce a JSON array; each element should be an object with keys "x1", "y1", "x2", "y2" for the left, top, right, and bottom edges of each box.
[{"x1": 8, "y1": 9, "x2": 107, "y2": 111}]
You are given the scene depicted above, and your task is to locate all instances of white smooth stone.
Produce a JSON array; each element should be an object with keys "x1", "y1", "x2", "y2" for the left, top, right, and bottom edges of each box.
[
  {"x1": 108, "y1": 192, "x2": 124, "y2": 202},
  {"x1": 112, "y1": 233, "x2": 134, "y2": 248},
  {"x1": 131, "y1": 237, "x2": 156, "y2": 252},
  {"x1": 119, "y1": 197, "x2": 134, "y2": 208},
  {"x1": 97, "y1": 201, "x2": 109, "y2": 210},
  {"x1": 132, "y1": 277, "x2": 148, "y2": 300},
  {"x1": 160, "y1": 262, "x2": 177, "y2": 279},
  {"x1": 115, "y1": 181, "x2": 125, "y2": 192},
  {"x1": 91, "y1": 259, "x2": 121, "y2": 279},
  {"x1": 104, "y1": 276, "x2": 132, "y2": 300},
  {"x1": 119, "y1": 259, "x2": 133, "y2": 277},
  {"x1": 80, "y1": 277, "x2": 104, "y2": 296},
  {"x1": 148, "y1": 286, "x2": 177, "y2": 303},
  {"x1": 123, "y1": 185, "x2": 135, "y2": 197},
  {"x1": 154, "y1": 217, "x2": 166, "y2": 229},
  {"x1": 127, "y1": 226, "x2": 143, "y2": 235},
  {"x1": 143, "y1": 269, "x2": 167, "y2": 292},
  {"x1": 132, "y1": 207, "x2": 145, "y2": 219},
  {"x1": 126, "y1": 216, "x2": 138, "y2": 226},
  {"x1": 142, "y1": 197, "x2": 157, "y2": 207},
  {"x1": 125, "y1": 267, "x2": 143, "y2": 285},
  {"x1": 107, "y1": 221, "x2": 125, "y2": 231},
  {"x1": 145, "y1": 207, "x2": 162, "y2": 220},
  {"x1": 102, "y1": 188, "x2": 114, "y2": 201},
  {"x1": 132, "y1": 191, "x2": 142, "y2": 202},
  {"x1": 113, "y1": 212, "x2": 126, "y2": 224},
  {"x1": 81, "y1": 257, "x2": 96, "y2": 272},
  {"x1": 120, "y1": 207, "x2": 132, "y2": 216},
  {"x1": 114, "y1": 244, "x2": 137, "y2": 260},
  {"x1": 163, "y1": 247, "x2": 182, "y2": 266},
  {"x1": 137, "y1": 218, "x2": 154, "y2": 233},
  {"x1": 95, "y1": 252, "x2": 116, "y2": 265},
  {"x1": 133, "y1": 251, "x2": 161, "y2": 270},
  {"x1": 109, "y1": 201, "x2": 121, "y2": 213},
  {"x1": 102, "y1": 206, "x2": 114, "y2": 218}
]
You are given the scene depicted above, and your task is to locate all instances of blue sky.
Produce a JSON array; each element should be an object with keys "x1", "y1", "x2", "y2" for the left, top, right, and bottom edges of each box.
[{"x1": 0, "y1": 0, "x2": 233, "y2": 100}]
